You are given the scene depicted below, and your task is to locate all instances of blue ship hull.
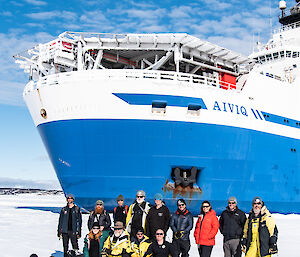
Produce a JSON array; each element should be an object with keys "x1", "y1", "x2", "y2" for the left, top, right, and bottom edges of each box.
[{"x1": 38, "y1": 119, "x2": 300, "y2": 215}]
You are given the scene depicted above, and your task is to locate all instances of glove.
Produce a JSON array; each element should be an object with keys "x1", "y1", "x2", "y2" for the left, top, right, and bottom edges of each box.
[
  {"x1": 241, "y1": 238, "x2": 246, "y2": 253},
  {"x1": 76, "y1": 232, "x2": 81, "y2": 239},
  {"x1": 57, "y1": 231, "x2": 61, "y2": 238},
  {"x1": 269, "y1": 243, "x2": 278, "y2": 254},
  {"x1": 101, "y1": 248, "x2": 110, "y2": 256},
  {"x1": 175, "y1": 231, "x2": 184, "y2": 239}
]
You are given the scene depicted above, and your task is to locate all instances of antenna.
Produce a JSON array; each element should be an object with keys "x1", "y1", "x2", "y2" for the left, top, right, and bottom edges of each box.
[
  {"x1": 279, "y1": 0, "x2": 287, "y2": 18},
  {"x1": 269, "y1": 0, "x2": 272, "y2": 36}
]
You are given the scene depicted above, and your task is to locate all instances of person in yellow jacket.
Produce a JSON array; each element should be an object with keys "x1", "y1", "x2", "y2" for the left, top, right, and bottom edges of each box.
[
  {"x1": 126, "y1": 190, "x2": 151, "y2": 237},
  {"x1": 241, "y1": 197, "x2": 278, "y2": 257},
  {"x1": 101, "y1": 221, "x2": 132, "y2": 257},
  {"x1": 131, "y1": 228, "x2": 152, "y2": 257}
]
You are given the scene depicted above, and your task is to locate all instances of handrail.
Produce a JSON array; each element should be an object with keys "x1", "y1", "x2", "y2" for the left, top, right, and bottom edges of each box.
[
  {"x1": 273, "y1": 20, "x2": 300, "y2": 34},
  {"x1": 24, "y1": 69, "x2": 240, "y2": 95}
]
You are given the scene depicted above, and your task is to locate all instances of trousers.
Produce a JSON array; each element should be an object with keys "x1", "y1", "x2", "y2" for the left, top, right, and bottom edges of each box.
[
  {"x1": 223, "y1": 239, "x2": 242, "y2": 257},
  {"x1": 174, "y1": 238, "x2": 190, "y2": 257},
  {"x1": 62, "y1": 231, "x2": 79, "y2": 256},
  {"x1": 197, "y1": 245, "x2": 213, "y2": 257}
]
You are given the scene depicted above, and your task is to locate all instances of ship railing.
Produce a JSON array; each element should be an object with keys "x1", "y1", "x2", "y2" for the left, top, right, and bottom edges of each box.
[
  {"x1": 24, "y1": 69, "x2": 240, "y2": 94},
  {"x1": 273, "y1": 21, "x2": 300, "y2": 34}
]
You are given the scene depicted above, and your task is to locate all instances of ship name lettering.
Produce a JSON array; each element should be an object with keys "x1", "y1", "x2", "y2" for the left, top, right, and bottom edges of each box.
[{"x1": 213, "y1": 101, "x2": 248, "y2": 117}]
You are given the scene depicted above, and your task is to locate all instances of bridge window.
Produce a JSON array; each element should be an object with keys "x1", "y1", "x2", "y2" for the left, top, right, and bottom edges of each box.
[
  {"x1": 286, "y1": 51, "x2": 291, "y2": 58},
  {"x1": 259, "y1": 56, "x2": 266, "y2": 62},
  {"x1": 292, "y1": 52, "x2": 299, "y2": 58},
  {"x1": 266, "y1": 54, "x2": 272, "y2": 61},
  {"x1": 280, "y1": 51, "x2": 285, "y2": 58},
  {"x1": 273, "y1": 52, "x2": 279, "y2": 59}
]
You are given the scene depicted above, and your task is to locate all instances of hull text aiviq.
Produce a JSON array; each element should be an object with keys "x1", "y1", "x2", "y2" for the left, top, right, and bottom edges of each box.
[{"x1": 14, "y1": 1, "x2": 300, "y2": 214}]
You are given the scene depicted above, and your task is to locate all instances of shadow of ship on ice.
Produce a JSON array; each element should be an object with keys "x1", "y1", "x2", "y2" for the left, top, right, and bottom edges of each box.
[
  {"x1": 50, "y1": 250, "x2": 64, "y2": 257},
  {"x1": 17, "y1": 206, "x2": 62, "y2": 213}
]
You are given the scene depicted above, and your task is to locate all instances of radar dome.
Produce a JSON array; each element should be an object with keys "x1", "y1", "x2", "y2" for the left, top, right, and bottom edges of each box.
[{"x1": 279, "y1": 0, "x2": 287, "y2": 10}]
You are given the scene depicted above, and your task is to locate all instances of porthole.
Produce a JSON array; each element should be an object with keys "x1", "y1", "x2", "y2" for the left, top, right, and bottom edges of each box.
[{"x1": 40, "y1": 108, "x2": 47, "y2": 119}]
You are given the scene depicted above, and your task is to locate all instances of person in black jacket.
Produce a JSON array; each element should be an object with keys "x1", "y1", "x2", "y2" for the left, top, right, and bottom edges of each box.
[
  {"x1": 87, "y1": 199, "x2": 111, "y2": 248},
  {"x1": 57, "y1": 194, "x2": 82, "y2": 257},
  {"x1": 145, "y1": 229, "x2": 178, "y2": 257},
  {"x1": 113, "y1": 194, "x2": 128, "y2": 226},
  {"x1": 170, "y1": 199, "x2": 193, "y2": 257},
  {"x1": 88, "y1": 200, "x2": 111, "y2": 231},
  {"x1": 146, "y1": 193, "x2": 171, "y2": 239},
  {"x1": 219, "y1": 196, "x2": 246, "y2": 257}
]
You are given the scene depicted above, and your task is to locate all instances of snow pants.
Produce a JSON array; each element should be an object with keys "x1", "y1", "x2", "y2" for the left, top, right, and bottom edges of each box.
[{"x1": 245, "y1": 219, "x2": 271, "y2": 257}]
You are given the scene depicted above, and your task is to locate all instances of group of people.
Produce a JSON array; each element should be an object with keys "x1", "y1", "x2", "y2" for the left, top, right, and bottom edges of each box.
[{"x1": 58, "y1": 192, "x2": 278, "y2": 257}]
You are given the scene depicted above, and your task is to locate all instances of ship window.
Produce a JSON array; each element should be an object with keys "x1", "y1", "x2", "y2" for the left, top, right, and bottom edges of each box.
[
  {"x1": 259, "y1": 56, "x2": 266, "y2": 62},
  {"x1": 273, "y1": 52, "x2": 279, "y2": 59},
  {"x1": 280, "y1": 51, "x2": 285, "y2": 58},
  {"x1": 266, "y1": 54, "x2": 272, "y2": 61},
  {"x1": 292, "y1": 52, "x2": 299, "y2": 58},
  {"x1": 286, "y1": 51, "x2": 291, "y2": 58},
  {"x1": 152, "y1": 101, "x2": 167, "y2": 114}
]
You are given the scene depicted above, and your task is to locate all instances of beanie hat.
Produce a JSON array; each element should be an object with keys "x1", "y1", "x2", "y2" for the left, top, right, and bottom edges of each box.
[
  {"x1": 136, "y1": 190, "x2": 146, "y2": 197},
  {"x1": 177, "y1": 198, "x2": 186, "y2": 206},
  {"x1": 96, "y1": 200, "x2": 104, "y2": 205},
  {"x1": 114, "y1": 221, "x2": 124, "y2": 229},
  {"x1": 92, "y1": 222, "x2": 100, "y2": 228},
  {"x1": 154, "y1": 193, "x2": 163, "y2": 201},
  {"x1": 228, "y1": 196, "x2": 237, "y2": 204},
  {"x1": 136, "y1": 227, "x2": 144, "y2": 234},
  {"x1": 66, "y1": 194, "x2": 75, "y2": 200},
  {"x1": 252, "y1": 196, "x2": 263, "y2": 205},
  {"x1": 117, "y1": 195, "x2": 124, "y2": 201}
]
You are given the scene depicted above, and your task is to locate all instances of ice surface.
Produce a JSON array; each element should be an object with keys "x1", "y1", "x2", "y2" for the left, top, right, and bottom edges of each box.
[{"x1": 0, "y1": 194, "x2": 299, "y2": 257}]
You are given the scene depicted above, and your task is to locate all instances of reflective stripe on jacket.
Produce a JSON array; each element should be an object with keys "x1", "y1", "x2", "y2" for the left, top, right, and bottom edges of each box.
[
  {"x1": 243, "y1": 206, "x2": 278, "y2": 257},
  {"x1": 131, "y1": 235, "x2": 152, "y2": 257},
  {"x1": 102, "y1": 230, "x2": 132, "y2": 257}
]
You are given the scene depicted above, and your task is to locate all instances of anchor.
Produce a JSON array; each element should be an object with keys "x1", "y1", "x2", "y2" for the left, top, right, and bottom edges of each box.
[{"x1": 174, "y1": 166, "x2": 198, "y2": 188}]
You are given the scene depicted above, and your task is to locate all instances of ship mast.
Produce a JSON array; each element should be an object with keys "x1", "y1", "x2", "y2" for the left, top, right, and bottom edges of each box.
[{"x1": 279, "y1": 0, "x2": 300, "y2": 25}]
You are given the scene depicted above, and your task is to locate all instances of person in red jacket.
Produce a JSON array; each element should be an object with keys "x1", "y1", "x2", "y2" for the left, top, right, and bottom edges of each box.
[{"x1": 194, "y1": 201, "x2": 219, "y2": 257}]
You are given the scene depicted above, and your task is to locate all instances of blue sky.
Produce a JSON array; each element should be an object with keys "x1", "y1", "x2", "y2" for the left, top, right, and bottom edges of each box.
[{"x1": 0, "y1": 0, "x2": 295, "y2": 189}]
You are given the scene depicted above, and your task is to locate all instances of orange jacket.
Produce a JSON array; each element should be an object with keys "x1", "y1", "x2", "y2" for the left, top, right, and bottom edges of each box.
[{"x1": 194, "y1": 209, "x2": 219, "y2": 246}]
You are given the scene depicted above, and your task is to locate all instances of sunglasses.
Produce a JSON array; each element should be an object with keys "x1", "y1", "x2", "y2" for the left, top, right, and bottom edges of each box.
[
  {"x1": 178, "y1": 204, "x2": 185, "y2": 207},
  {"x1": 67, "y1": 197, "x2": 73, "y2": 200},
  {"x1": 228, "y1": 202, "x2": 236, "y2": 205},
  {"x1": 156, "y1": 233, "x2": 164, "y2": 236},
  {"x1": 92, "y1": 227, "x2": 100, "y2": 230},
  {"x1": 136, "y1": 233, "x2": 144, "y2": 236},
  {"x1": 253, "y1": 202, "x2": 262, "y2": 205},
  {"x1": 96, "y1": 204, "x2": 103, "y2": 206},
  {"x1": 118, "y1": 200, "x2": 124, "y2": 201},
  {"x1": 136, "y1": 196, "x2": 144, "y2": 198},
  {"x1": 202, "y1": 205, "x2": 210, "y2": 208}
]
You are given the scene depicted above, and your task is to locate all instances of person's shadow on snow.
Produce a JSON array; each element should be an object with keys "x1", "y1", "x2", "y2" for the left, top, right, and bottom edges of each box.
[{"x1": 50, "y1": 251, "x2": 63, "y2": 257}]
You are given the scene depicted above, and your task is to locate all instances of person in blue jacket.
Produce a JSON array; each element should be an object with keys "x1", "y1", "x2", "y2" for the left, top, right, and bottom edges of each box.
[{"x1": 170, "y1": 199, "x2": 193, "y2": 257}]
